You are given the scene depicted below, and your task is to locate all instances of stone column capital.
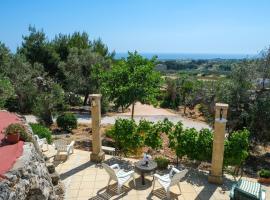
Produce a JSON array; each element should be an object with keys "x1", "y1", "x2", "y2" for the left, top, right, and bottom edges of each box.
[{"x1": 89, "y1": 94, "x2": 102, "y2": 99}]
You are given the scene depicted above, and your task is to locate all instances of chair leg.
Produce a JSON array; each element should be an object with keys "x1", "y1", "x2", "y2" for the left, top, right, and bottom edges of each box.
[
  {"x1": 107, "y1": 178, "x2": 112, "y2": 187},
  {"x1": 166, "y1": 188, "x2": 170, "y2": 199},
  {"x1": 152, "y1": 179, "x2": 156, "y2": 191},
  {"x1": 177, "y1": 183, "x2": 181, "y2": 194},
  {"x1": 117, "y1": 184, "x2": 121, "y2": 194},
  {"x1": 133, "y1": 175, "x2": 136, "y2": 187}
]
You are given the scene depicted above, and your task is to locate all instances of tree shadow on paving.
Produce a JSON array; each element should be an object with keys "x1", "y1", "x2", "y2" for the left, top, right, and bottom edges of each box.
[
  {"x1": 101, "y1": 156, "x2": 135, "y2": 171},
  {"x1": 89, "y1": 183, "x2": 131, "y2": 200},
  {"x1": 183, "y1": 168, "x2": 235, "y2": 200},
  {"x1": 60, "y1": 161, "x2": 96, "y2": 180},
  {"x1": 147, "y1": 188, "x2": 179, "y2": 200}
]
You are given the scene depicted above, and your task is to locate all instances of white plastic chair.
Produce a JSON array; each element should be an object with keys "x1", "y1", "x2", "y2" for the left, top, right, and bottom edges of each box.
[
  {"x1": 153, "y1": 168, "x2": 188, "y2": 198},
  {"x1": 54, "y1": 140, "x2": 75, "y2": 158},
  {"x1": 102, "y1": 163, "x2": 136, "y2": 194},
  {"x1": 34, "y1": 134, "x2": 48, "y2": 151}
]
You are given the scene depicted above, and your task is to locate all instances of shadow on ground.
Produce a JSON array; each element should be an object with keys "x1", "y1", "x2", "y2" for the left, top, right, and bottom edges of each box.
[{"x1": 89, "y1": 183, "x2": 131, "y2": 200}]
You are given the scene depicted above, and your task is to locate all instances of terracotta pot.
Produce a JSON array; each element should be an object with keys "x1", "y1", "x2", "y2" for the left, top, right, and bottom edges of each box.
[
  {"x1": 6, "y1": 134, "x2": 20, "y2": 144},
  {"x1": 258, "y1": 177, "x2": 270, "y2": 184}
]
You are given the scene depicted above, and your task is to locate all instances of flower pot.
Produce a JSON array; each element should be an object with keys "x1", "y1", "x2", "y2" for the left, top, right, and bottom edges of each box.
[
  {"x1": 258, "y1": 177, "x2": 270, "y2": 184},
  {"x1": 6, "y1": 134, "x2": 20, "y2": 144}
]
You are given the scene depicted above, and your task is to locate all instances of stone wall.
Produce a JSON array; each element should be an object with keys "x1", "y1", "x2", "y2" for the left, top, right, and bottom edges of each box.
[
  {"x1": 0, "y1": 143, "x2": 62, "y2": 200},
  {"x1": 0, "y1": 113, "x2": 64, "y2": 200}
]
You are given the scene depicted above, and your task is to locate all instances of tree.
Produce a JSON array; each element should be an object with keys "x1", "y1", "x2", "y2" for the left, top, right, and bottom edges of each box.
[
  {"x1": 0, "y1": 42, "x2": 12, "y2": 74},
  {"x1": 58, "y1": 48, "x2": 108, "y2": 104},
  {"x1": 0, "y1": 75, "x2": 14, "y2": 108},
  {"x1": 34, "y1": 77, "x2": 66, "y2": 125},
  {"x1": 258, "y1": 47, "x2": 270, "y2": 90},
  {"x1": 19, "y1": 26, "x2": 60, "y2": 77},
  {"x1": 103, "y1": 52, "x2": 162, "y2": 119},
  {"x1": 5, "y1": 54, "x2": 43, "y2": 113},
  {"x1": 177, "y1": 74, "x2": 201, "y2": 114}
]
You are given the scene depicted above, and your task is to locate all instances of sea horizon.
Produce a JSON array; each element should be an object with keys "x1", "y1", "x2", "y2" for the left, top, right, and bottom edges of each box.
[{"x1": 115, "y1": 52, "x2": 257, "y2": 60}]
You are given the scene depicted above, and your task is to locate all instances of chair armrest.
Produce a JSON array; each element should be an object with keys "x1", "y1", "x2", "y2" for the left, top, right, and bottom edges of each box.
[
  {"x1": 110, "y1": 164, "x2": 120, "y2": 170},
  {"x1": 169, "y1": 167, "x2": 180, "y2": 177},
  {"x1": 261, "y1": 189, "x2": 266, "y2": 200},
  {"x1": 229, "y1": 184, "x2": 236, "y2": 198},
  {"x1": 154, "y1": 174, "x2": 170, "y2": 182},
  {"x1": 117, "y1": 170, "x2": 134, "y2": 178}
]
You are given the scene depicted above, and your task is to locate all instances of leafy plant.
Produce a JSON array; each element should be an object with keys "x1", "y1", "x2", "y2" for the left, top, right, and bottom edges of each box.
[
  {"x1": 155, "y1": 156, "x2": 170, "y2": 170},
  {"x1": 224, "y1": 128, "x2": 250, "y2": 167},
  {"x1": 0, "y1": 76, "x2": 14, "y2": 108},
  {"x1": 196, "y1": 128, "x2": 213, "y2": 161},
  {"x1": 258, "y1": 169, "x2": 270, "y2": 178},
  {"x1": 168, "y1": 121, "x2": 184, "y2": 158},
  {"x1": 5, "y1": 123, "x2": 30, "y2": 142},
  {"x1": 108, "y1": 119, "x2": 144, "y2": 155},
  {"x1": 56, "y1": 113, "x2": 77, "y2": 132},
  {"x1": 30, "y1": 123, "x2": 52, "y2": 144}
]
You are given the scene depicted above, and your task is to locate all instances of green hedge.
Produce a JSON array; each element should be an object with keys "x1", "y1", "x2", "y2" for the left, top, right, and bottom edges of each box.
[
  {"x1": 107, "y1": 118, "x2": 250, "y2": 168},
  {"x1": 30, "y1": 123, "x2": 52, "y2": 144}
]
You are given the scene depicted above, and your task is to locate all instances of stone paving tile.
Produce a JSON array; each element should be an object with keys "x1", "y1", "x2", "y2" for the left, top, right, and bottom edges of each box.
[{"x1": 44, "y1": 148, "x2": 269, "y2": 200}]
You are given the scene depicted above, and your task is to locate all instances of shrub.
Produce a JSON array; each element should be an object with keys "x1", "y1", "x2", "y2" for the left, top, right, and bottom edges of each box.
[
  {"x1": 0, "y1": 76, "x2": 14, "y2": 108},
  {"x1": 155, "y1": 156, "x2": 170, "y2": 170},
  {"x1": 30, "y1": 123, "x2": 52, "y2": 144},
  {"x1": 144, "y1": 119, "x2": 173, "y2": 150},
  {"x1": 56, "y1": 113, "x2": 77, "y2": 131},
  {"x1": 5, "y1": 123, "x2": 30, "y2": 142},
  {"x1": 258, "y1": 169, "x2": 270, "y2": 178},
  {"x1": 196, "y1": 128, "x2": 213, "y2": 161},
  {"x1": 108, "y1": 119, "x2": 144, "y2": 154},
  {"x1": 224, "y1": 128, "x2": 250, "y2": 167}
]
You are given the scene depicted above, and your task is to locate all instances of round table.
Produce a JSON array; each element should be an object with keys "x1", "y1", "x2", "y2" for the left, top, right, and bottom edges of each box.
[{"x1": 135, "y1": 160, "x2": 157, "y2": 185}]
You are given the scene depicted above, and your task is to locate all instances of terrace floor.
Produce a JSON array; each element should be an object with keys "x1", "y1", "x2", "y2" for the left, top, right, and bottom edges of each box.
[{"x1": 44, "y1": 147, "x2": 270, "y2": 200}]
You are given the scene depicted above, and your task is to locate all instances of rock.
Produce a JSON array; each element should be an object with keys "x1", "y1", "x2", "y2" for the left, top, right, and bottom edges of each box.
[
  {"x1": 50, "y1": 172, "x2": 60, "y2": 186},
  {"x1": 0, "y1": 143, "x2": 58, "y2": 200},
  {"x1": 46, "y1": 163, "x2": 55, "y2": 174}
]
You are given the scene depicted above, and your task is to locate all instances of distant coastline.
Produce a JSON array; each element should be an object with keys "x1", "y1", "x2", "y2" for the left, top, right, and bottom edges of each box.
[{"x1": 115, "y1": 52, "x2": 257, "y2": 60}]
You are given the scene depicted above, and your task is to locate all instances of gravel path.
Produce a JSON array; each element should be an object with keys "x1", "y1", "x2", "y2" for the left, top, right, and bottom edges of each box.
[
  {"x1": 24, "y1": 115, "x2": 210, "y2": 131},
  {"x1": 24, "y1": 102, "x2": 210, "y2": 131}
]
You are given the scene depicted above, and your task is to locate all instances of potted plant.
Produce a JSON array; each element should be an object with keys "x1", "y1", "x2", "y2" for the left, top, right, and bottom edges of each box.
[
  {"x1": 258, "y1": 169, "x2": 270, "y2": 184},
  {"x1": 155, "y1": 156, "x2": 170, "y2": 170},
  {"x1": 5, "y1": 123, "x2": 27, "y2": 144}
]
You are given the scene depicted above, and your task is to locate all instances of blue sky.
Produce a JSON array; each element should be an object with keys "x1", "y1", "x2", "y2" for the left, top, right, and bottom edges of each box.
[{"x1": 0, "y1": 0, "x2": 270, "y2": 54}]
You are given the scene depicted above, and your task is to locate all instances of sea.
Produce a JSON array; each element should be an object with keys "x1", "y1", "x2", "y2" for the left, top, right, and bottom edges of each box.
[{"x1": 115, "y1": 52, "x2": 257, "y2": 60}]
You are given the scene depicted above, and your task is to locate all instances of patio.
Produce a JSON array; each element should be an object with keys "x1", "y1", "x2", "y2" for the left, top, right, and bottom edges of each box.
[{"x1": 44, "y1": 147, "x2": 269, "y2": 200}]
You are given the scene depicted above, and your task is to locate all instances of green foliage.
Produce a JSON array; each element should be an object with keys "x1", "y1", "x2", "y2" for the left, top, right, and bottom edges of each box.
[
  {"x1": 108, "y1": 119, "x2": 144, "y2": 154},
  {"x1": 224, "y1": 129, "x2": 250, "y2": 167},
  {"x1": 155, "y1": 156, "x2": 170, "y2": 170},
  {"x1": 168, "y1": 122, "x2": 184, "y2": 158},
  {"x1": 160, "y1": 78, "x2": 180, "y2": 109},
  {"x1": 258, "y1": 169, "x2": 270, "y2": 178},
  {"x1": 0, "y1": 75, "x2": 14, "y2": 108},
  {"x1": 196, "y1": 129, "x2": 213, "y2": 161},
  {"x1": 103, "y1": 52, "x2": 162, "y2": 118},
  {"x1": 249, "y1": 91, "x2": 270, "y2": 142},
  {"x1": 34, "y1": 78, "x2": 66, "y2": 125},
  {"x1": 30, "y1": 123, "x2": 52, "y2": 144},
  {"x1": 5, "y1": 123, "x2": 30, "y2": 142},
  {"x1": 56, "y1": 113, "x2": 77, "y2": 131}
]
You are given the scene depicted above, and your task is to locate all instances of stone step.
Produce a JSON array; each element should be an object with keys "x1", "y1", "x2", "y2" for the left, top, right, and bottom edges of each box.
[{"x1": 46, "y1": 162, "x2": 55, "y2": 174}]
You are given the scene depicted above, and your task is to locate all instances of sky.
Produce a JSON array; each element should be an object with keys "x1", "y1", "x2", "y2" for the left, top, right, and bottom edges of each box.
[{"x1": 0, "y1": 0, "x2": 270, "y2": 55}]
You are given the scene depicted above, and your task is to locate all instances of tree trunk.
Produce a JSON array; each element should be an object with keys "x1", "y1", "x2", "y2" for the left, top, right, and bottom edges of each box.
[
  {"x1": 83, "y1": 93, "x2": 89, "y2": 106},
  {"x1": 183, "y1": 94, "x2": 187, "y2": 115},
  {"x1": 131, "y1": 102, "x2": 135, "y2": 119}
]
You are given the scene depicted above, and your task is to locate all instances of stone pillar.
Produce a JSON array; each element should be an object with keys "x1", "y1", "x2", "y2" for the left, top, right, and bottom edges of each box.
[
  {"x1": 89, "y1": 94, "x2": 105, "y2": 162},
  {"x1": 208, "y1": 103, "x2": 229, "y2": 184}
]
